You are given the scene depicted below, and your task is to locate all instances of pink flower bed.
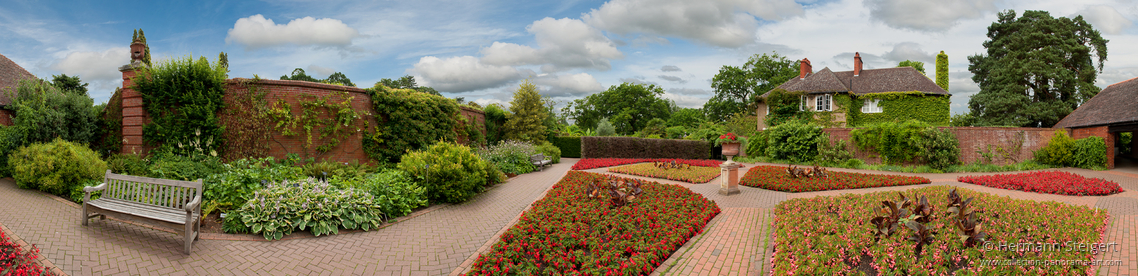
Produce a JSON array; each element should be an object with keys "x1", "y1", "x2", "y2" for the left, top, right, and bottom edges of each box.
[
  {"x1": 957, "y1": 171, "x2": 1123, "y2": 196},
  {"x1": 571, "y1": 158, "x2": 722, "y2": 170}
]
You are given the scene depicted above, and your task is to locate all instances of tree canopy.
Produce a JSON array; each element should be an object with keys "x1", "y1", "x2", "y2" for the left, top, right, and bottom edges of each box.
[
  {"x1": 50, "y1": 74, "x2": 88, "y2": 96},
  {"x1": 280, "y1": 68, "x2": 356, "y2": 86},
  {"x1": 897, "y1": 60, "x2": 926, "y2": 75},
  {"x1": 564, "y1": 82, "x2": 672, "y2": 135},
  {"x1": 667, "y1": 108, "x2": 705, "y2": 128},
  {"x1": 705, "y1": 52, "x2": 799, "y2": 122},
  {"x1": 967, "y1": 10, "x2": 1108, "y2": 127},
  {"x1": 375, "y1": 75, "x2": 440, "y2": 95},
  {"x1": 503, "y1": 80, "x2": 548, "y2": 144}
]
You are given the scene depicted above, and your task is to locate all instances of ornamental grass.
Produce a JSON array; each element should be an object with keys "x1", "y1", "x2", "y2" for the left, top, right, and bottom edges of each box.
[
  {"x1": 465, "y1": 171, "x2": 720, "y2": 275},
  {"x1": 957, "y1": 171, "x2": 1123, "y2": 196},
  {"x1": 772, "y1": 186, "x2": 1110, "y2": 275},
  {"x1": 572, "y1": 158, "x2": 721, "y2": 170},
  {"x1": 739, "y1": 165, "x2": 930, "y2": 192},
  {"x1": 608, "y1": 163, "x2": 722, "y2": 183}
]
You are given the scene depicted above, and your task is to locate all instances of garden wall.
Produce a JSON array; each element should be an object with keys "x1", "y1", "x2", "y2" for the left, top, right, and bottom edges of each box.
[
  {"x1": 0, "y1": 109, "x2": 12, "y2": 126},
  {"x1": 823, "y1": 127, "x2": 1060, "y2": 165},
  {"x1": 1071, "y1": 126, "x2": 1115, "y2": 169},
  {"x1": 457, "y1": 106, "x2": 486, "y2": 145}
]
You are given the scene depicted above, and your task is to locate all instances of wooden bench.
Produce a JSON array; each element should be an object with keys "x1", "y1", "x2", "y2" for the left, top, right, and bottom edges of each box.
[
  {"x1": 531, "y1": 154, "x2": 552, "y2": 171},
  {"x1": 81, "y1": 170, "x2": 203, "y2": 254}
]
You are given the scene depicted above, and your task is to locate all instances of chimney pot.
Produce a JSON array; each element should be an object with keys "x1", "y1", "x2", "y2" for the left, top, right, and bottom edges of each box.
[{"x1": 854, "y1": 52, "x2": 862, "y2": 76}]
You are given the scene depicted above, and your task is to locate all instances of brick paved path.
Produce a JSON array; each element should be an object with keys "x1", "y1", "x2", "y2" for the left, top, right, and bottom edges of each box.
[{"x1": 0, "y1": 159, "x2": 576, "y2": 276}]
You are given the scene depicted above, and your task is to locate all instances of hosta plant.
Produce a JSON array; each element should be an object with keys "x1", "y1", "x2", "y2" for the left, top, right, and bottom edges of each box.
[
  {"x1": 607, "y1": 163, "x2": 722, "y2": 183},
  {"x1": 957, "y1": 171, "x2": 1122, "y2": 196},
  {"x1": 465, "y1": 171, "x2": 720, "y2": 275},
  {"x1": 573, "y1": 158, "x2": 722, "y2": 170},
  {"x1": 231, "y1": 177, "x2": 385, "y2": 240},
  {"x1": 740, "y1": 165, "x2": 930, "y2": 192}
]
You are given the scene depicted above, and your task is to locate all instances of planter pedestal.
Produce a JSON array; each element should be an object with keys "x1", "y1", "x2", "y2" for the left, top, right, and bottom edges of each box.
[{"x1": 718, "y1": 161, "x2": 740, "y2": 195}]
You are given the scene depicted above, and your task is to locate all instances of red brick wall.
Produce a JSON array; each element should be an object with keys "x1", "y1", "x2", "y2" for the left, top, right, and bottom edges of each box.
[
  {"x1": 457, "y1": 106, "x2": 486, "y2": 145},
  {"x1": 822, "y1": 127, "x2": 1060, "y2": 165},
  {"x1": 120, "y1": 67, "x2": 153, "y2": 155},
  {"x1": 0, "y1": 109, "x2": 12, "y2": 126},
  {"x1": 1071, "y1": 126, "x2": 1114, "y2": 169}
]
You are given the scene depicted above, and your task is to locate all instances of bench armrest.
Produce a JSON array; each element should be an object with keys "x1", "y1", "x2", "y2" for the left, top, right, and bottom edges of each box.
[
  {"x1": 83, "y1": 183, "x2": 107, "y2": 193},
  {"x1": 185, "y1": 194, "x2": 202, "y2": 213}
]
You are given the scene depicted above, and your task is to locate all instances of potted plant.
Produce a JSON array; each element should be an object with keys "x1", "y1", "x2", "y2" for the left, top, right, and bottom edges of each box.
[{"x1": 715, "y1": 132, "x2": 747, "y2": 157}]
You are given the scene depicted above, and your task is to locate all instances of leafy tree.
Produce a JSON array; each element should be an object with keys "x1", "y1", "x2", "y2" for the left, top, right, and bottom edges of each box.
[
  {"x1": 483, "y1": 104, "x2": 508, "y2": 144},
  {"x1": 564, "y1": 82, "x2": 671, "y2": 135},
  {"x1": 595, "y1": 118, "x2": 616, "y2": 136},
  {"x1": 936, "y1": 51, "x2": 948, "y2": 91},
  {"x1": 325, "y1": 72, "x2": 355, "y2": 87},
  {"x1": 639, "y1": 118, "x2": 667, "y2": 137},
  {"x1": 967, "y1": 10, "x2": 1108, "y2": 127},
  {"x1": 280, "y1": 68, "x2": 320, "y2": 82},
  {"x1": 706, "y1": 52, "x2": 799, "y2": 122},
  {"x1": 504, "y1": 80, "x2": 548, "y2": 144},
  {"x1": 667, "y1": 108, "x2": 705, "y2": 128},
  {"x1": 376, "y1": 75, "x2": 440, "y2": 96},
  {"x1": 50, "y1": 74, "x2": 88, "y2": 96},
  {"x1": 897, "y1": 60, "x2": 926, "y2": 75},
  {"x1": 8, "y1": 79, "x2": 99, "y2": 145}
]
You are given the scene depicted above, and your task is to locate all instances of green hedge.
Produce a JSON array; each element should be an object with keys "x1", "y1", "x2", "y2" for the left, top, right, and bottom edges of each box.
[
  {"x1": 765, "y1": 121, "x2": 823, "y2": 163},
  {"x1": 850, "y1": 120, "x2": 960, "y2": 169},
  {"x1": 397, "y1": 141, "x2": 492, "y2": 203},
  {"x1": 581, "y1": 137, "x2": 709, "y2": 159},
  {"x1": 1073, "y1": 136, "x2": 1107, "y2": 169},
  {"x1": 549, "y1": 136, "x2": 582, "y2": 158}
]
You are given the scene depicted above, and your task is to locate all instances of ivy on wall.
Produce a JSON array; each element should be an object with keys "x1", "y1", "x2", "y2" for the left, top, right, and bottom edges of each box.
[
  {"x1": 852, "y1": 91, "x2": 950, "y2": 127},
  {"x1": 219, "y1": 78, "x2": 273, "y2": 161},
  {"x1": 364, "y1": 86, "x2": 462, "y2": 164},
  {"x1": 264, "y1": 90, "x2": 371, "y2": 159},
  {"x1": 132, "y1": 56, "x2": 227, "y2": 157}
]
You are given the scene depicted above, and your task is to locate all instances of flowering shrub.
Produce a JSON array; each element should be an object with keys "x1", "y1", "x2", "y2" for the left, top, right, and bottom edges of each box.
[
  {"x1": 572, "y1": 158, "x2": 722, "y2": 170},
  {"x1": 475, "y1": 140, "x2": 539, "y2": 175},
  {"x1": 465, "y1": 171, "x2": 720, "y2": 275},
  {"x1": 0, "y1": 230, "x2": 54, "y2": 275},
  {"x1": 230, "y1": 178, "x2": 385, "y2": 240},
  {"x1": 957, "y1": 171, "x2": 1122, "y2": 196},
  {"x1": 739, "y1": 165, "x2": 930, "y2": 192},
  {"x1": 772, "y1": 186, "x2": 1109, "y2": 275},
  {"x1": 608, "y1": 163, "x2": 721, "y2": 183}
]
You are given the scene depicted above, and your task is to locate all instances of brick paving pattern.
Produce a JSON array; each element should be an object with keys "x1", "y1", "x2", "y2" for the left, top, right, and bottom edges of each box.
[{"x1": 2, "y1": 158, "x2": 1138, "y2": 275}]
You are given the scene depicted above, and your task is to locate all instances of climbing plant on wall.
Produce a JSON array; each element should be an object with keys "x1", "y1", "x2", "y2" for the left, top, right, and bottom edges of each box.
[
  {"x1": 853, "y1": 91, "x2": 950, "y2": 126},
  {"x1": 219, "y1": 77, "x2": 274, "y2": 161},
  {"x1": 264, "y1": 90, "x2": 371, "y2": 160},
  {"x1": 132, "y1": 56, "x2": 227, "y2": 156},
  {"x1": 364, "y1": 86, "x2": 462, "y2": 164}
]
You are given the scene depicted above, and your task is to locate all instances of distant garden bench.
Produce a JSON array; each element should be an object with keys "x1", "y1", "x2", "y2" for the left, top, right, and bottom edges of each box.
[
  {"x1": 81, "y1": 170, "x2": 203, "y2": 254},
  {"x1": 531, "y1": 154, "x2": 552, "y2": 171}
]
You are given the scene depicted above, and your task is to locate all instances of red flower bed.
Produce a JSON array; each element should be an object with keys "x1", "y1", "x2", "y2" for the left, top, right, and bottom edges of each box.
[
  {"x1": 739, "y1": 166, "x2": 930, "y2": 192},
  {"x1": 608, "y1": 163, "x2": 722, "y2": 183},
  {"x1": 572, "y1": 158, "x2": 722, "y2": 170},
  {"x1": 957, "y1": 171, "x2": 1123, "y2": 196},
  {"x1": 1, "y1": 230, "x2": 53, "y2": 276},
  {"x1": 465, "y1": 171, "x2": 720, "y2": 275}
]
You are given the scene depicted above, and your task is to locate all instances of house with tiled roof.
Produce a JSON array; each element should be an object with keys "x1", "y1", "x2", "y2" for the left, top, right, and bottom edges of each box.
[
  {"x1": 0, "y1": 53, "x2": 37, "y2": 126},
  {"x1": 756, "y1": 52, "x2": 950, "y2": 128}
]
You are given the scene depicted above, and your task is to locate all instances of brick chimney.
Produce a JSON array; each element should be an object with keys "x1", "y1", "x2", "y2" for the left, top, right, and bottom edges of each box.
[
  {"x1": 799, "y1": 58, "x2": 812, "y2": 79},
  {"x1": 854, "y1": 52, "x2": 862, "y2": 76}
]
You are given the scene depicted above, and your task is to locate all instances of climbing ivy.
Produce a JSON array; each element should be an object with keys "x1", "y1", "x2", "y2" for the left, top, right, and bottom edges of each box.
[
  {"x1": 132, "y1": 56, "x2": 227, "y2": 156},
  {"x1": 364, "y1": 86, "x2": 462, "y2": 164},
  {"x1": 264, "y1": 90, "x2": 370, "y2": 159},
  {"x1": 853, "y1": 91, "x2": 950, "y2": 126},
  {"x1": 219, "y1": 77, "x2": 273, "y2": 161}
]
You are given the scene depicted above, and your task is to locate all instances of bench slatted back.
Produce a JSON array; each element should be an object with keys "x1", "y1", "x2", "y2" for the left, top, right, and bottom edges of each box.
[
  {"x1": 102, "y1": 170, "x2": 203, "y2": 210},
  {"x1": 531, "y1": 154, "x2": 545, "y2": 162}
]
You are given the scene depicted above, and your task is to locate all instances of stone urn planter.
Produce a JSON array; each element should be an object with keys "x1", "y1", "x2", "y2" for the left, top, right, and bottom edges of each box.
[{"x1": 721, "y1": 142, "x2": 741, "y2": 156}]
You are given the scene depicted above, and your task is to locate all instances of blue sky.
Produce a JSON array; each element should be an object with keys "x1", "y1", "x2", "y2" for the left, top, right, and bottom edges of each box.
[{"x1": 2, "y1": 0, "x2": 1137, "y2": 117}]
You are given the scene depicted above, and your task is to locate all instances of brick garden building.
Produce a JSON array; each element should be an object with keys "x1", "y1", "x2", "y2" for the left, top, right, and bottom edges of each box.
[
  {"x1": 0, "y1": 53, "x2": 37, "y2": 126},
  {"x1": 1054, "y1": 77, "x2": 1138, "y2": 169}
]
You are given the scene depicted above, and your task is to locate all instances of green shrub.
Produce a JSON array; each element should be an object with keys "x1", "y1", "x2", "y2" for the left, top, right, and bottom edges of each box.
[
  {"x1": 817, "y1": 137, "x2": 854, "y2": 166},
  {"x1": 232, "y1": 178, "x2": 384, "y2": 240},
  {"x1": 7, "y1": 79, "x2": 99, "y2": 146},
  {"x1": 1121, "y1": 132, "x2": 1132, "y2": 156},
  {"x1": 105, "y1": 153, "x2": 150, "y2": 176},
  {"x1": 842, "y1": 158, "x2": 866, "y2": 169},
  {"x1": 765, "y1": 121, "x2": 824, "y2": 163},
  {"x1": 365, "y1": 86, "x2": 462, "y2": 164},
  {"x1": 0, "y1": 126, "x2": 25, "y2": 177},
  {"x1": 548, "y1": 136, "x2": 581, "y2": 158},
  {"x1": 1072, "y1": 136, "x2": 1107, "y2": 169},
  {"x1": 302, "y1": 160, "x2": 375, "y2": 180},
  {"x1": 9, "y1": 138, "x2": 107, "y2": 197},
  {"x1": 745, "y1": 131, "x2": 769, "y2": 157},
  {"x1": 147, "y1": 152, "x2": 224, "y2": 181},
  {"x1": 1033, "y1": 130, "x2": 1076, "y2": 167},
  {"x1": 665, "y1": 126, "x2": 688, "y2": 139},
  {"x1": 70, "y1": 179, "x2": 103, "y2": 203},
  {"x1": 475, "y1": 140, "x2": 538, "y2": 175},
  {"x1": 596, "y1": 118, "x2": 616, "y2": 136},
  {"x1": 536, "y1": 142, "x2": 562, "y2": 164},
  {"x1": 914, "y1": 128, "x2": 960, "y2": 170},
  {"x1": 483, "y1": 104, "x2": 509, "y2": 145},
  {"x1": 204, "y1": 157, "x2": 305, "y2": 212},
  {"x1": 132, "y1": 56, "x2": 227, "y2": 156},
  {"x1": 850, "y1": 120, "x2": 930, "y2": 164},
  {"x1": 398, "y1": 141, "x2": 491, "y2": 203},
  {"x1": 331, "y1": 169, "x2": 427, "y2": 218}
]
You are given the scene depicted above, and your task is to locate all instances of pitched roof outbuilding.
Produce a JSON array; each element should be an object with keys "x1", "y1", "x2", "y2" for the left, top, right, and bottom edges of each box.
[
  {"x1": 0, "y1": 53, "x2": 37, "y2": 106},
  {"x1": 1053, "y1": 77, "x2": 1138, "y2": 129}
]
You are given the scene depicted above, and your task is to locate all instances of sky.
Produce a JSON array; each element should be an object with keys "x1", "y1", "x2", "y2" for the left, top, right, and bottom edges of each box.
[{"x1": 2, "y1": 0, "x2": 1137, "y2": 117}]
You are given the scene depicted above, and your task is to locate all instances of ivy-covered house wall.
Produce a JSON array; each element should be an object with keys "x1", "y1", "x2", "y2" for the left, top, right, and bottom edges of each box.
[{"x1": 850, "y1": 91, "x2": 950, "y2": 127}]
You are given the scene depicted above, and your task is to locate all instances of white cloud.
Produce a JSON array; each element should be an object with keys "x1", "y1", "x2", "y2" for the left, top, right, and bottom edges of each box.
[
  {"x1": 480, "y1": 17, "x2": 622, "y2": 72},
  {"x1": 661, "y1": 65, "x2": 681, "y2": 72},
  {"x1": 583, "y1": 0, "x2": 804, "y2": 48},
  {"x1": 410, "y1": 56, "x2": 532, "y2": 92},
  {"x1": 531, "y1": 73, "x2": 605, "y2": 97},
  {"x1": 225, "y1": 15, "x2": 359, "y2": 49},
  {"x1": 661, "y1": 92, "x2": 710, "y2": 108},
  {"x1": 49, "y1": 47, "x2": 130, "y2": 82},
  {"x1": 306, "y1": 64, "x2": 337, "y2": 78},
  {"x1": 865, "y1": 0, "x2": 998, "y2": 32},
  {"x1": 1074, "y1": 5, "x2": 1132, "y2": 35},
  {"x1": 881, "y1": 42, "x2": 934, "y2": 63},
  {"x1": 658, "y1": 75, "x2": 686, "y2": 83}
]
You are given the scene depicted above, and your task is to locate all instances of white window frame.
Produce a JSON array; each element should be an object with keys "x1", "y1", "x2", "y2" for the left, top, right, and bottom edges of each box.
[
  {"x1": 815, "y1": 94, "x2": 831, "y2": 111},
  {"x1": 799, "y1": 95, "x2": 808, "y2": 111},
  {"x1": 861, "y1": 98, "x2": 883, "y2": 113}
]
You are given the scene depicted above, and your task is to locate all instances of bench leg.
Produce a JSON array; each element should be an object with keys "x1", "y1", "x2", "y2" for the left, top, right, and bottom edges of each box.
[{"x1": 80, "y1": 204, "x2": 88, "y2": 226}]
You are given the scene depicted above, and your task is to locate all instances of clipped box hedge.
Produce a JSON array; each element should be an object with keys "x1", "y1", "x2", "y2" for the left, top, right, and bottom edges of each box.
[
  {"x1": 581, "y1": 137, "x2": 709, "y2": 159},
  {"x1": 549, "y1": 136, "x2": 582, "y2": 158}
]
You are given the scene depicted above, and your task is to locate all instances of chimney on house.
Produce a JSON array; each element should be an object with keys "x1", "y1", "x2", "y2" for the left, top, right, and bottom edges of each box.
[
  {"x1": 854, "y1": 52, "x2": 862, "y2": 76},
  {"x1": 799, "y1": 58, "x2": 812, "y2": 79}
]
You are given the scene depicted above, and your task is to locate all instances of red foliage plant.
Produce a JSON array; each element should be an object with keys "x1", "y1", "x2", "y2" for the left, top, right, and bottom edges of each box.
[
  {"x1": 957, "y1": 171, "x2": 1123, "y2": 196},
  {"x1": 573, "y1": 158, "x2": 722, "y2": 170},
  {"x1": 739, "y1": 165, "x2": 930, "y2": 192},
  {"x1": 464, "y1": 171, "x2": 720, "y2": 275},
  {"x1": 0, "y1": 230, "x2": 53, "y2": 276}
]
